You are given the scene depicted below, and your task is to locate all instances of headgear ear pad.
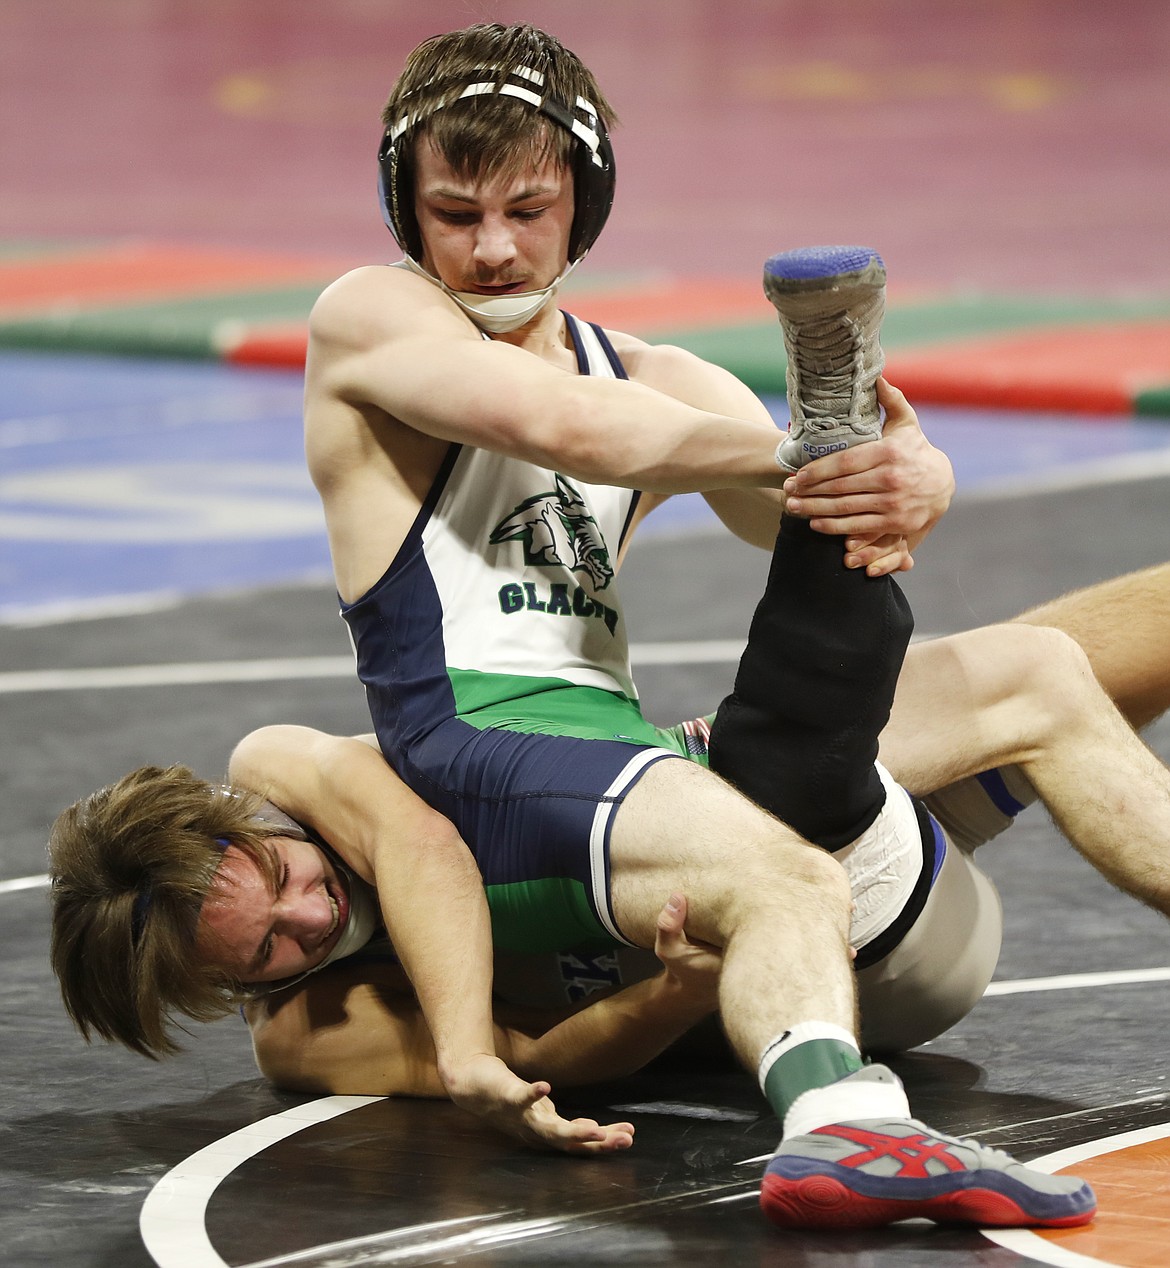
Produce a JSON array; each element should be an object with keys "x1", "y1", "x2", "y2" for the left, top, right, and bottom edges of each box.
[{"x1": 377, "y1": 67, "x2": 615, "y2": 265}]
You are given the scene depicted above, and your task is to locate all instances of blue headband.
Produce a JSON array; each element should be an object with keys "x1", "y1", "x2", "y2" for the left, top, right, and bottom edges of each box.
[{"x1": 131, "y1": 838, "x2": 230, "y2": 947}]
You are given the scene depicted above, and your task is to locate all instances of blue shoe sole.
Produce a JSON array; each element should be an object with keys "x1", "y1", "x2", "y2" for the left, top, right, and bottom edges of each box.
[
  {"x1": 764, "y1": 245, "x2": 884, "y2": 282},
  {"x1": 761, "y1": 1156, "x2": 1096, "y2": 1230}
]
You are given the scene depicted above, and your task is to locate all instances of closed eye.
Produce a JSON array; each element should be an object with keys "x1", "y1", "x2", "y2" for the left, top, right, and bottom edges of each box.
[
  {"x1": 434, "y1": 209, "x2": 478, "y2": 225},
  {"x1": 258, "y1": 863, "x2": 290, "y2": 968}
]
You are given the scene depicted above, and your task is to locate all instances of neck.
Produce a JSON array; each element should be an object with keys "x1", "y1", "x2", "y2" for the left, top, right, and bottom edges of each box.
[{"x1": 490, "y1": 298, "x2": 569, "y2": 353}]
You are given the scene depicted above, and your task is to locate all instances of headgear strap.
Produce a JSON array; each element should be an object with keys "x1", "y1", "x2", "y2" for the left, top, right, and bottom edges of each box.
[{"x1": 377, "y1": 63, "x2": 615, "y2": 266}]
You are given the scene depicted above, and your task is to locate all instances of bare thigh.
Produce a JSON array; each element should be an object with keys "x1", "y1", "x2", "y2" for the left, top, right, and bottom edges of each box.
[
  {"x1": 1012, "y1": 562, "x2": 1170, "y2": 731},
  {"x1": 607, "y1": 757, "x2": 845, "y2": 949},
  {"x1": 880, "y1": 624, "x2": 1064, "y2": 796},
  {"x1": 608, "y1": 758, "x2": 858, "y2": 1053}
]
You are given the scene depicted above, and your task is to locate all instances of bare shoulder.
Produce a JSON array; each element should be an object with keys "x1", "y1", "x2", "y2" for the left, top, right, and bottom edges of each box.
[
  {"x1": 309, "y1": 263, "x2": 456, "y2": 349},
  {"x1": 228, "y1": 724, "x2": 334, "y2": 789},
  {"x1": 244, "y1": 960, "x2": 432, "y2": 1097},
  {"x1": 604, "y1": 330, "x2": 773, "y2": 421},
  {"x1": 311, "y1": 263, "x2": 396, "y2": 319}
]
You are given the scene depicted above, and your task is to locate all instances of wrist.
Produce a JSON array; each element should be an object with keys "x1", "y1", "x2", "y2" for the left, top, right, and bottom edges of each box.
[
  {"x1": 658, "y1": 968, "x2": 719, "y2": 1018},
  {"x1": 436, "y1": 1049, "x2": 499, "y2": 1094}
]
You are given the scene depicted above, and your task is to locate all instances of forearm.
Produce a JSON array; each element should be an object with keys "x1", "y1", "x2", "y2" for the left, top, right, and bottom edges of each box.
[
  {"x1": 503, "y1": 972, "x2": 716, "y2": 1086},
  {"x1": 702, "y1": 486, "x2": 787, "y2": 549},
  {"x1": 376, "y1": 339, "x2": 786, "y2": 496},
  {"x1": 370, "y1": 833, "x2": 497, "y2": 1091},
  {"x1": 548, "y1": 376, "x2": 785, "y2": 495}
]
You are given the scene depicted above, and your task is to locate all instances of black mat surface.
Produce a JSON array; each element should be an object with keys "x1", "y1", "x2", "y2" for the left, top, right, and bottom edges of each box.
[{"x1": 4, "y1": 474, "x2": 1169, "y2": 1267}]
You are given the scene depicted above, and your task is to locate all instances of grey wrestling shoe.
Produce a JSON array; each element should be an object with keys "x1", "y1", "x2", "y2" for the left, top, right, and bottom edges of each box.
[
  {"x1": 763, "y1": 245, "x2": 887, "y2": 473},
  {"x1": 761, "y1": 1065, "x2": 1097, "y2": 1231}
]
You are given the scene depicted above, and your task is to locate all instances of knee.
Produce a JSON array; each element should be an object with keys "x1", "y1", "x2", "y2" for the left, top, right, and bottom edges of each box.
[
  {"x1": 989, "y1": 624, "x2": 1099, "y2": 741},
  {"x1": 720, "y1": 834, "x2": 853, "y2": 928}
]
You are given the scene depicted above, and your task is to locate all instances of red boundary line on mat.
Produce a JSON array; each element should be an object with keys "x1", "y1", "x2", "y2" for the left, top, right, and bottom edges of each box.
[{"x1": 884, "y1": 365, "x2": 1133, "y2": 414}]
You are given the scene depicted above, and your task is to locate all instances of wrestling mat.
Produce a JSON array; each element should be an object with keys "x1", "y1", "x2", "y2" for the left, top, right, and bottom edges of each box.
[{"x1": 4, "y1": 239, "x2": 1169, "y2": 417}]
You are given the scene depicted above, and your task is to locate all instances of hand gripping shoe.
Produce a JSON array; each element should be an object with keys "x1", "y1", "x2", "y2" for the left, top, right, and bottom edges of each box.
[
  {"x1": 761, "y1": 1067, "x2": 1096, "y2": 1231},
  {"x1": 763, "y1": 245, "x2": 887, "y2": 473}
]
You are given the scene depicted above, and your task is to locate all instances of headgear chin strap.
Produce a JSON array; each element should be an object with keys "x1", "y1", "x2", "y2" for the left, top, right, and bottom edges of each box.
[
  {"x1": 400, "y1": 254, "x2": 581, "y2": 334},
  {"x1": 377, "y1": 63, "x2": 615, "y2": 332}
]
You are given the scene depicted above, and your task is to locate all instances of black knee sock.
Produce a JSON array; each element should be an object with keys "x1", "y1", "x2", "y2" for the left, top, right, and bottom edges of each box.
[{"x1": 707, "y1": 515, "x2": 913, "y2": 849}]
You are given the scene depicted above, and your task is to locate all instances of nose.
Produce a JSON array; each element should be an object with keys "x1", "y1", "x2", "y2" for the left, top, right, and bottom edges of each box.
[
  {"x1": 274, "y1": 885, "x2": 334, "y2": 949},
  {"x1": 473, "y1": 214, "x2": 516, "y2": 271}
]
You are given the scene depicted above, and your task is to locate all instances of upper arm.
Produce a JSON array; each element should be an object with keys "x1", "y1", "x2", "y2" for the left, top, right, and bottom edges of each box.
[
  {"x1": 306, "y1": 267, "x2": 592, "y2": 466},
  {"x1": 619, "y1": 340, "x2": 784, "y2": 548},
  {"x1": 229, "y1": 724, "x2": 463, "y2": 884}
]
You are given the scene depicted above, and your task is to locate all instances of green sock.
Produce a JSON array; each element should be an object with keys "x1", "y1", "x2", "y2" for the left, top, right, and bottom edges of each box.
[{"x1": 762, "y1": 1037, "x2": 864, "y2": 1124}]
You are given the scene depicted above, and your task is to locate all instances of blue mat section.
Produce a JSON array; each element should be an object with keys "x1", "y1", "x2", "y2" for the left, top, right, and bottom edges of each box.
[
  {"x1": 0, "y1": 352, "x2": 329, "y2": 620},
  {"x1": 3, "y1": 352, "x2": 1170, "y2": 621}
]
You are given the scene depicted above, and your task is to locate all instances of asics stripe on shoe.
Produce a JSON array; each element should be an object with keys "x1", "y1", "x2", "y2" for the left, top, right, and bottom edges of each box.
[{"x1": 761, "y1": 1115, "x2": 1096, "y2": 1231}]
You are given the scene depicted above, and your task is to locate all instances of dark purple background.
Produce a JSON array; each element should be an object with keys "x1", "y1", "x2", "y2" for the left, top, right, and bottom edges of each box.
[{"x1": 4, "y1": 0, "x2": 1168, "y2": 293}]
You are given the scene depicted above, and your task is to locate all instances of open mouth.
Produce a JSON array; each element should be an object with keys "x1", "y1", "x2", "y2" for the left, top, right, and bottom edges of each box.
[{"x1": 323, "y1": 874, "x2": 350, "y2": 947}]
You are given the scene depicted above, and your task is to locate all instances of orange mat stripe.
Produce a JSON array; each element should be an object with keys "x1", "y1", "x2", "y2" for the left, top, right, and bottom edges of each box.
[
  {"x1": 0, "y1": 243, "x2": 348, "y2": 315},
  {"x1": 886, "y1": 366, "x2": 1134, "y2": 414},
  {"x1": 1034, "y1": 1136, "x2": 1170, "y2": 1267}
]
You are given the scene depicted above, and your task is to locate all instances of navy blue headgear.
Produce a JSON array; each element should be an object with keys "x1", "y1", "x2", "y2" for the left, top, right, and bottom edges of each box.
[{"x1": 377, "y1": 64, "x2": 615, "y2": 265}]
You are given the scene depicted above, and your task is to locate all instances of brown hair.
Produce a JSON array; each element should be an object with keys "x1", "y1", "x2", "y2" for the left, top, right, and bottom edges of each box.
[
  {"x1": 382, "y1": 23, "x2": 617, "y2": 187},
  {"x1": 48, "y1": 765, "x2": 282, "y2": 1058}
]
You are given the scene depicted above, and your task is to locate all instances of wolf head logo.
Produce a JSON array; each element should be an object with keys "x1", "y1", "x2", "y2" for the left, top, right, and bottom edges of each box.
[{"x1": 489, "y1": 474, "x2": 614, "y2": 590}]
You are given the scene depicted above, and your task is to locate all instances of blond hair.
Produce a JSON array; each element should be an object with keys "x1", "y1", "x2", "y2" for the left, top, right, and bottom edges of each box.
[{"x1": 49, "y1": 765, "x2": 282, "y2": 1058}]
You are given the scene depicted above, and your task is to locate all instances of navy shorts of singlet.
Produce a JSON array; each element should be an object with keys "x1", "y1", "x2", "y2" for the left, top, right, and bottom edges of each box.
[{"x1": 398, "y1": 697, "x2": 690, "y2": 956}]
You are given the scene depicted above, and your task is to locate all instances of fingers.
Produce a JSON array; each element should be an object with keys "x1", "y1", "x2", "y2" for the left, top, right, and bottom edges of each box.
[
  {"x1": 518, "y1": 1079, "x2": 552, "y2": 1105},
  {"x1": 524, "y1": 1101, "x2": 636, "y2": 1154},
  {"x1": 843, "y1": 533, "x2": 912, "y2": 575},
  {"x1": 654, "y1": 895, "x2": 683, "y2": 965},
  {"x1": 656, "y1": 892, "x2": 687, "y2": 937},
  {"x1": 876, "y1": 376, "x2": 915, "y2": 424},
  {"x1": 783, "y1": 462, "x2": 899, "y2": 517},
  {"x1": 784, "y1": 451, "x2": 886, "y2": 503},
  {"x1": 804, "y1": 511, "x2": 899, "y2": 540},
  {"x1": 562, "y1": 1118, "x2": 636, "y2": 1153}
]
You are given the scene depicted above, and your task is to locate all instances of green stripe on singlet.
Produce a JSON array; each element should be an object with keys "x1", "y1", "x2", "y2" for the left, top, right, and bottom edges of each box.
[
  {"x1": 486, "y1": 876, "x2": 620, "y2": 954},
  {"x1": 448, "y1": 669, "x2": 690, "y2": 751}
]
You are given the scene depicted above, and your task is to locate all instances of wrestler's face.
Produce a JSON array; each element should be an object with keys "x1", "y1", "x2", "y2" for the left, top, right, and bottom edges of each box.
[
  {"x1": 196, "y1": 838, "x2": 351, "y2": 983},
  {"x1": 413, "y1": 137, "x2": 575, "y2": 297}
]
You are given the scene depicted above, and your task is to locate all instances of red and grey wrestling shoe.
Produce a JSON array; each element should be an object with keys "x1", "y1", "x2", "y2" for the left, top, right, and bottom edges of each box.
[{"x1": 761, "y1": 1067, "x2": 1096, "y2": 1231}]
